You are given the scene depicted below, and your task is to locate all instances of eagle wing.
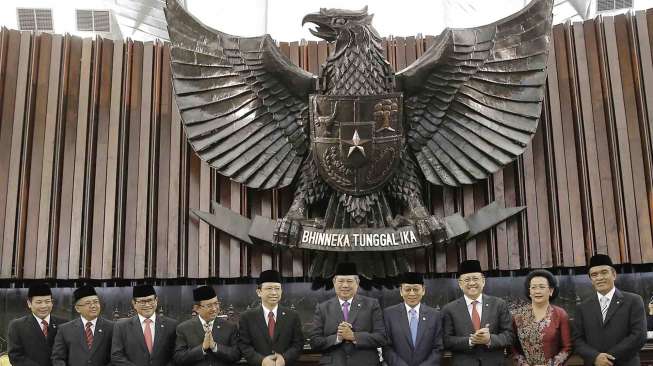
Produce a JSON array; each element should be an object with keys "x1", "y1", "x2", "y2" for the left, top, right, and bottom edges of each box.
[
  {"x1": 164, "y1": 0, "x2": 316, "y2": 189},
  {"x1": 397, "y1": 0, "x2": 553, "y2": 186}
]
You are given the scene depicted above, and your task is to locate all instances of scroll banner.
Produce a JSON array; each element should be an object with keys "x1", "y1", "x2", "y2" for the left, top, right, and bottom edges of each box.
[{"x1": 192, "y1": 201, "x2": 523, "y2": 252}]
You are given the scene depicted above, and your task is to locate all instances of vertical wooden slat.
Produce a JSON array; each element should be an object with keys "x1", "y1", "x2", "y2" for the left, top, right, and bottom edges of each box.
[
  {"x1": 157, "y1": 43, "x2": 172, "y2": 278},
  {"x1": 0, "y1": 29, "x2": 19, "y2": 277},
  {"x1": 604, "y1": 16, "x2": 641, "y2": 262},
  {"x1": 168, "y1": 99, "x2": 181, "y2": 278},
  {"x1": 492, "y1": 170, "x2": 508, "y2": 270},
  {"x1": 24, "y1": 33, "x2": 50, "y2": 279},
  {"x1": 2, "y1": 32, "x2": 32, "y2": 278},
  {"x1": 217, "y1": 176, "x2": 230, "y2": 278},
  {"x1": 91, "y1": 38, "x2": 113, "y2": 279},
  {"x1": 198, "y1": 161, "x2": 210, "y2": 278}
]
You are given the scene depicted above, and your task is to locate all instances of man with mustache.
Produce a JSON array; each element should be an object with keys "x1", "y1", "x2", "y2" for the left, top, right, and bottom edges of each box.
[
  {"x1": 51, "y1": 285, "x2": 114, "y2": 366},
  {"x1": 238, "y1": 270, "x2": 304, "y2": 366},
  {"x1": 441, "y1": 260, "x2": 513, "y2": 366},
  {"x1": 174, "y1": 285, "x2": 240, "y2": 366},
  {"x1": 111, "y1": 284, "x2": 178, "y2": 366},
  {"x1": 8, "y1": 283, "x2": 67, "y2": 366},
  {"x1": 572, "y1": 254, "x2": 647, "y2": 366}
]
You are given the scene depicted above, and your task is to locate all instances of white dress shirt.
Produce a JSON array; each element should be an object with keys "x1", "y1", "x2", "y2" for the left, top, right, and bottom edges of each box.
[
  {"x1": 597, "y1": 286, "x2": 616, "y2": 310},
  {"x1": 262, "y1": 305, "x2": 278, "y2": 326},
  {"x1": 404, "y1": 303, "x2": 421, "y2": 323},
  {"x1": 80, "y1": 316, "x2": 97, "y2": 335},
  {"x1": 464, "y1": 294, "x2": 483, "y2": 321},
  {"x1": 33, "y1": 314, "x2": 51, "y2": 326}
]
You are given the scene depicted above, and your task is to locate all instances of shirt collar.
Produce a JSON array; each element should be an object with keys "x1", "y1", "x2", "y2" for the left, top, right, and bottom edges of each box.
[
  {"x1": 597, "y1": 287, "x2": 616, "y2": 302},
  {"x1": 339, "y1": 297, "x2": 354, "y2": 306},
  {"x1": 138, "y1": 313, "x2": 156, "y2": 325},
  {"x1": 33, "y1": 313, "x2": 50, "y2": 325},
  {"x1": 464, "y1": 294, "x2": 483, "y2": 307},
  {"x1": 262, "y1": 305, "x2": 278, "y2": 319},
  {"x1": 80, "y1": 316, "x2": 97, "y2": 327},
  {"x1": 198, "y1": 316, "x2": 214, "y2": 328},
  {"x1": 404, "y1": 302, "x2": 421, "y2": 315}
]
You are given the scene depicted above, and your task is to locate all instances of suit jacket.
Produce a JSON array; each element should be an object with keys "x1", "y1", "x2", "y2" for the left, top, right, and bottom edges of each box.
[
  {"x1": 237, "y1": 306, "x2": 304, "y2": 366},
  {"x1": 8, "y1": 314, "x2": 67, "y2": 366},
  {"x1": 441, "y1": 295, "x2": 513, "y2": 366},
  {"x1": 111, "y1": 315, "x2": 178, "y2": 366},
  {"x1": 572, "y1": 289, "x2": 647, "y2": 366},
  {"x1": 309, "y1": 295, "x2": 386, "y2": 366},
  {"x1": 51, "y1": 317, "x2": 115, "y2": 366},
  {"x1": 174, "y1": 317, "x2": 240, "y2": 366},
  {"x1": 383, "y1": 303, "x2": 443, "y2": 366}
]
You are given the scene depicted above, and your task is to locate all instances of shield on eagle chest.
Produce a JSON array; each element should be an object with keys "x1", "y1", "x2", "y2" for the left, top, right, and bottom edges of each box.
[{"x1": 309, "y1": 93, "x2": 404, "y2": 195}]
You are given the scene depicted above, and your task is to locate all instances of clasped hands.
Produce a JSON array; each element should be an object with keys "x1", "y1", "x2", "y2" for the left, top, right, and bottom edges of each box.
[
  {"x1": 262, "y1": 353, "x2": 286, "y2": 366},
  {"x1": 337, "y1": 321, "x2": 356, "y2": 342},
  {"x1": 469, "y1": 324, "x2": 491, "y2": 346}
]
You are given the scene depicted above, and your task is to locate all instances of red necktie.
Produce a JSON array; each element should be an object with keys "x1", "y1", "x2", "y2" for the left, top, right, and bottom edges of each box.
[
  {"x1": 85, "y1": 322, "x2": 93, "y2": 349},
  {"x1": 41, "y1": 320, "x2": 48, "y2": 337},
  {"x1": 144, "y1": 319, "x2": 153, "y2": 353},
  {"x1": 471, "y1": 301, "x2": 481, "y2": 331},
  {"x1": 268, "y1": 312, "x2": 275, "y2": 338}
]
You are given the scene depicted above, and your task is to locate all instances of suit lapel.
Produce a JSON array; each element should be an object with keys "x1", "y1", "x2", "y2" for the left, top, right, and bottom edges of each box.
[
  {"x1": 479, "y1": 296, "x2": 492, "y2": 329},
  {"x1": 603, "y1": 290, "x2": 624, "y2": 326},
  {"x1": 131, "y1": 316, "x2": 149, "y2": 354},
  {"x1": 76, "y1": 319, "x2": 90, "y2": 354},
  {"x1": 273, "y1": 307, "x2": 287, "y2": 342},
  {"x1": 89, "y1": 318, "x2": 106, "y2": 356},
  {"x1": 330, "y1": 298, "x2": 345, "y2": 324},
  {"x1": 396, "y1": 305, "x2": 413, "y2": 349},
  {"x1": 347, "y1": 297, "x2": 361, "y2": 325},
  {"x1": 194, "y1": 317, "x2": 206, "y2": 343},
  {"x1": 415, "y1": 305, "x2": 429, "y2": 349},
  {"x1": 28, "y1": 316, "x2": 48, "y2": 345},
  {"x1": 456, "y1": 298, "x2": 475, "y2": 334},
  {"x1": 254, "y1": 307, "x2": 271, "y2": 343}
]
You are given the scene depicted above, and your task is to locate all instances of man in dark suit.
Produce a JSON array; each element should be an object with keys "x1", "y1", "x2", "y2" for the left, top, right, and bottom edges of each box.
[
  {"x1": 309, "y1": 262, "x2": 386, "y2": 366},
  {"x1": 111, "y1": 284, "x2": 178, "y2": 366},
  {"x1": 238, "y1": 270, "x2": 304, "y2": 366},
  {"x1": 174, "y1": 285, "x2": 240, "y2": 366},
  {"x1": 51, "y1": 285, "x2": 114, "y2": 366},
  {"x1": 8, "y1": 283, "x2": 67, "y2": 366},
  {"x1": 441, "y1": 260, "x2": 513, "y2": 366},
  {"x1": 572, "y1": 254, "x2": 647, "y2": 366},
  {"x1": 383, "y1": 272, "x2": 442, "y2": 366}
]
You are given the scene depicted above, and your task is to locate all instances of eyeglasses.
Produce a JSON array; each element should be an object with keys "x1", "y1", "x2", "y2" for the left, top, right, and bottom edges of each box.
[
  {"x1": 78, "y1": 300, "x2": 100, "y2": 307},
  {"x1": 134, "y1": 298, "x2": 157, "y2": 305},
  {"x1": 459, "y1": 276, "x2": 483, "y2": 284},
  {"x1": 197, "y1": 302, "x2": 219, "y2": 309},
  {"x1": 30, "y1": 299, "x2": 54, "y2": 305}
]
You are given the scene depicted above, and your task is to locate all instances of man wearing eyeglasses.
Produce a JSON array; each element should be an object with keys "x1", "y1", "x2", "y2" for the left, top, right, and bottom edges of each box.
[
  {"x1": 572, "y1": 254, "x2": 647, "y2": 366},
  {"x1": 309, "y1": 262, "x2": 386, "y2": 366},
  {"x1": 441, "y1": 260, "x2": 513, "y2": 366},
  {"x1": 174, "y1": 285, "x2": 240, "y2": 366},
  {"x1": 52, "y1": 285, "x2": 114, "y2": 366},
  {"x1": 111, "y1": 284, "x2": 178, "y2": 366},
  {"x1": 7, "y1": 283, "x2": 67, "y2": 366},
  {"x1": 238, "y1": 270, "x2": 304, "y2": 366}
]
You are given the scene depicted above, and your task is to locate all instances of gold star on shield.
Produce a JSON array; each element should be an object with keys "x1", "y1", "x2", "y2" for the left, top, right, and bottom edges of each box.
[{"x1": 344, "y1": 130, "x2": 370, "y2": 158}]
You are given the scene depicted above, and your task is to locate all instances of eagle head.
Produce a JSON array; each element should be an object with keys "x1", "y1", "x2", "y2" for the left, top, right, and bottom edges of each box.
[{"x1": 302, "y1": 6, "x2": 378, "y2": 43}]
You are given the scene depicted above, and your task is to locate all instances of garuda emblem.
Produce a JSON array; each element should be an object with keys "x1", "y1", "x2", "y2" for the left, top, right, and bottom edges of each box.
[{"x1": 165, "y1": 0, "x2": 553, "y2": 279}]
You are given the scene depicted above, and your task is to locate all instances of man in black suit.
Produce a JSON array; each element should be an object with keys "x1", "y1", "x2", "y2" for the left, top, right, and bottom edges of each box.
[
  {"x1": 238, "y1": 270, "x2": 304, "y2": 366},
  {"x1": 572, "y1": 254, "x2": 647, "y2": 366},
  {"x1": 174, "y1": 285, "x2": 240, "y2": 366},
  {"x1": 441, "y1": 260, "x2": 513, "y2": 366},
  {"x1": 111, "y1": 284, "x2": 178, "y2": 366},
  {"x1": 383, "y1": 272, "x2": 442, "y2": 366},
  {"x1": 7, "y1": 283, "x2": 67, "y2": 366},
  {"x1": 51, "y1": 285, "x2": 114, "y2": 366},
  {"x1": 309, "y1": 262, "x2": 386, "y2": 366}
]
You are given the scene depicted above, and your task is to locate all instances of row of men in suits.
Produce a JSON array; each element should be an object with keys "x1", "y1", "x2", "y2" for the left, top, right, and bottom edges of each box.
[{"x1": 6, "y1": 254, "x2": 648, "y2": 366}]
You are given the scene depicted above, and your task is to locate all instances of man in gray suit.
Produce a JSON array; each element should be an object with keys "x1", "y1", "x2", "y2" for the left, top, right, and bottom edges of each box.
[
  {"x1": 573, "y1": 254, "x2": 647, "y2": 366},
  {"x1": 441, "y1": 260, "x2": 513, "y2": 366},
  {"x1": 383, "y1": 272, "x2": 442, "y2": 366},
  {"x1": 111, "y1": 284, "x2": 178, "y2": 366},
  {"x1": 51, "y1": 285, "x2": 114, "y2": 366},
  {"x1": 174, "y1": 285, "x2": 240, "y2": 366},
  {"x1": 309, "y1": 262, "x2": 386, "y2": 366}
]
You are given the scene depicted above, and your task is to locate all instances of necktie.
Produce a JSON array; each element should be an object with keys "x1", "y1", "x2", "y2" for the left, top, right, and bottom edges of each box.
[
  {"x1": 342, "y1": 301, "x2": 349, "y2": 322},
  {"x1": 85, "y1": 322, "x2": 93, "y2": 349},
  {"x1": 144, "y1": 319, "x2": 153, "y2": 353},
  {"x1": 409, "y1": 308, "x2": 418, "y2": 346},
  {"x1": 268, "y1": 311, "x2": 276, "y2": 338},
  {"x1": 600, "y1": 296, "x2": 610, "y2": 321},
  {"x1": 471, "y1": 301, "x2": 481, "y2": 331},
  {"x1": 41, "y1": 320, "x2": 48, "y2": 337}
]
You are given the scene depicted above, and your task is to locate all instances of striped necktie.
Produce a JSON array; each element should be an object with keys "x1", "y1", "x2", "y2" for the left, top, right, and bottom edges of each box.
[{"x1": 600, "y1": 296, "x2": 610, "y2": 321}]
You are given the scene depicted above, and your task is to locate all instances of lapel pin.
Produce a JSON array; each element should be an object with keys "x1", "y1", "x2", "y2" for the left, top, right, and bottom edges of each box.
[
  {"x1": 217, "y1": 325, "x2": 221, "y2": 329},
  {"x1": 357, "y1": 303, "x2": 361, "y2": 307},
  {"x1": 161, "y1": 324, "x2": 165, "y2": 328},
  {"x1": 53, "y1": 324, "x2": 57, "y2": 328},
  {"x1": 422, "y1": 317, "x2": 426, "y2": 321},
  {"x1": 282, "y1": 312, "x2": 286, "y2": 316},
  {"x1": 98, "y1": 329, "x2": 102, "y2": 333}
]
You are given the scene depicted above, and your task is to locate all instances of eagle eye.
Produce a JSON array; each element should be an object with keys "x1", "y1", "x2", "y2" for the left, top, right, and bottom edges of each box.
[{"x1": 332, "y1": 18, "x2": 347, "y2": 26}]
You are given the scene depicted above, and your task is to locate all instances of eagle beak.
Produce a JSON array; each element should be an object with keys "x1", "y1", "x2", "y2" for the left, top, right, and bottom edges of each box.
[{"x1": 302, "y1": 13, "x2": 336, "y2": 42}]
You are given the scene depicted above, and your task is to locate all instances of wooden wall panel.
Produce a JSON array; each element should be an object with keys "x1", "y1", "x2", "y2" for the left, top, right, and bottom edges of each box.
[{"x1": 0, "y1": 13, "x2": 653, "y2": 281}]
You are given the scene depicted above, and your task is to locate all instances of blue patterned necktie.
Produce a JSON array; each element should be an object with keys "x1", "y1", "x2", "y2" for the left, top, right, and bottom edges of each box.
[{"x1": 409, "y1": 308, "x2": 418, "y2": 346}]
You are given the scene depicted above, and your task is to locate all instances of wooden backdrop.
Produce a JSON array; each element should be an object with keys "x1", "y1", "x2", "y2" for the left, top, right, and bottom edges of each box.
[{"x1": 1, "y1": 10, "x2": 653, "y2": 281}]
